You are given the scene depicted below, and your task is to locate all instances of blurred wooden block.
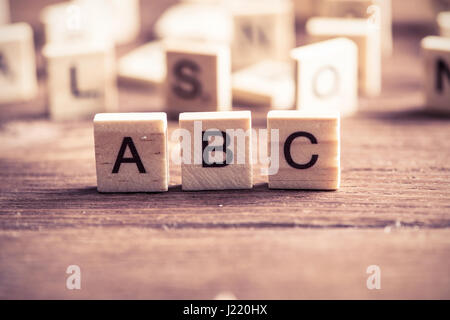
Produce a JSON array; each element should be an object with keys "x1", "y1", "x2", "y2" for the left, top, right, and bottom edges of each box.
[
  {"x1": 156, "y1": 1, "x2": 295, "y2": 71},
  {"x1": 230, "y1": 0, "x2": 295, "y2": 70},
  {"x1": 290, "y1": 38, "x2": 358, "y2": 117},
  {"x1": 165, "y1": 41, "x2": 231, "y2": 116},
  {"x1": 40, "y1": 2, "x2": 112, "y2": 45},
  {"x1": 179, "y1": 111, "x2": 253, "y2": 191},
  {"x1": 43, "y1": 42, "x2": 118, "y2": 121},
  {"x1": 0, "y1": 23, "x2": 38, "y2": 104},
  {"x1": 317, "y1": 0, "x2": 392, "y2": 56},
  {"x1": 118, "y1": 41, "x2": 166, "y2": 86},
  {"x1": 422, "y1": 36, "x2": 450, "y2": 115},
  {"x1": 232, "y1": 60, "x2": 295, "y2": 109},
  {"x1": 108, "y1": 0, "x2": 140, "y2": 45},
  {"x1": 437, "y1": 12, "x2": 450, "y2": 38},
  {"x1": 0, "y1": 0, "x2": 9, "y2": 25},
  {"x1": 306, "y1": 17, "x2": 381, "y2": 96},
  {"x1": 268, "y1": 109, "x2": 340, "y2": 190},
  {"x1": 76, "y1": 0, "x2": 140, "y2": 45},
  {"x1": 94, "y1": 113, "x2": 169, "y2": 193},
  {"x1": 154, "y1": 2, "x2": 232, "y2": 44}
]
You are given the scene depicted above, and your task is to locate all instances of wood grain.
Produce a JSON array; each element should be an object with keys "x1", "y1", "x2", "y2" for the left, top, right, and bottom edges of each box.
[
  {"x1": 0, "y1": 4, "x2": 449, "y2": 299},
  {"x1": 1, "y1": 228, "x2": 449, "y2": 299}
]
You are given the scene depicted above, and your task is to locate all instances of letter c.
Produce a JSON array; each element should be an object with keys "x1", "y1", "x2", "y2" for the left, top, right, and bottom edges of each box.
[{"x1": 283, "y1": 131, "x2": 319, "y2": 169}]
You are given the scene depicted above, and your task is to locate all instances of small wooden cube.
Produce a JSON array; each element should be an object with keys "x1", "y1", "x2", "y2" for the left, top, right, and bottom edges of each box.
[
  {"x1": 306, "y1": 17, "x2": 381, "y2": 96},
  {"x1": 317, "y1": 0, "x2": 393, "y2": 56},
  {"x1": 290, "y1": 38, "x2": 358, "y2": 117},
  {"x1": 0, "y1": 0, "x2": 10, "y2": 25},
  {"x1": 267, "y1": 109, "x2": 340, "y2": 190},
  {"x1": 422, "y1": 36, "x2": 450, "y2": 115},
  {"x1": 0, "y1": 23, "x2": 38, "y2": 104},
  {"x1": 232, "y1": 60, "x2": 295, "y2": 109},
  {"x1": 76, "y1": 0, "x2": 140, "y2": 45},
  {"x1": 118, "y1": 41, "x2": 166, "y2": 86},
  {"x1": 154, "y1": 2, "x2": 232, "y2": 44},
  {"x1": 165, "y1": 41, "x2": 231, "y2": 117},
  {"x1": 40, "y1": 2, "x2": 112, "y2": 45},
  {"x1": 94, "y1": 113, "x2": 169, "y2": 193},
  {"x1": 437, "y1": 12, "x2": 450, "y2": 38},
  {"x1": 108, "y1": 0, "x2": 140, "y2": 45},
  {"x1": 179, "y1": 111, "x2": 253, "y2": 191},
  {"x1": 43, "y1": 42, "x2": 118, "y2": 121},
  {"x1": 230, "y1": 1, "x2": 295, "y2": 70}
]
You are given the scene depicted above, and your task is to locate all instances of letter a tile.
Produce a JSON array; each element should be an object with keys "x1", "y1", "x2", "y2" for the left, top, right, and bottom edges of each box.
[{"x1": 94, "y1": 113, "x2": 169, "y2": 193}]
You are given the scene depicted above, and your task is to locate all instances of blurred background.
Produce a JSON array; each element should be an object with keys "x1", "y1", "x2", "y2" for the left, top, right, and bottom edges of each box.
[
  {"x1": 7, "y1": 0, "x2": 450, "y2": 34},
  {"x1": 1, "y1": 0, "x2": 449, "y2": 120}
]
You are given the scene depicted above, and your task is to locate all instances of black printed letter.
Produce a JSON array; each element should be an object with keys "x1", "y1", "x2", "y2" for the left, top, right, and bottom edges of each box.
[
  {"x1": 202, "y1": 130, "x2": 232, "y2": 168},
  {"x1": 70, "y1": 66, "x2": 99, "y2": 98},
  {"x1": 172, "y1": 60, "x2": 201, "y2": 99},
  {"x1": 284, "y1": 131, "x2": 319, "y2": 169},
  {"x1": 0, "y1": 52, "x2": 12, "y2": 79},
  {"x1": 112, "y1": 137, "x2": 146, "y2": 173},
  {"x1": 436, "y1": 58, "x2": 450, "y2": 93}
]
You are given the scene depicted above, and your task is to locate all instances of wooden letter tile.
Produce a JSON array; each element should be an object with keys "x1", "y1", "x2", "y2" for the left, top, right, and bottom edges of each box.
[
  {"x1": 230, "y1": 1, "x2": 295, "y2": 70},
  {"x1": 0, "y1": 23, "x2": 38, "y2": 104},
  {"x1": 437, "y1": 12, "x2": 450, "y2": 38},
  {"x1": 267, "y1": 109, "x2": 340, "y2": 190},
  {"x1": 94, "y1": 113, "x2": 169, "y2": 193},
  {"x1": 40, "y1": 2, "x2": 112, "y2": 45},
  {"x1": 290, "y1": 38, "x2": 358, "y2": 117},
  {"x1": 118, "y1": 41, "x2": 166, "y2": 86},
  {"x1": 165, "y1": 41, "x2": 231, "y2": 116},
  {"x1": 317, "y1": 0, "x2": 393, "y2": 56},
  {"x1": 422, "y1": 36, "x2": 450, "y2": 115},
  {"x1": 76, "y1": 0, "x2": 140, "y2": 45},
  {"x1": 179, "y1": 111, "x2": 253, "y2": 191},
  {"x1": 106, "y1": 0, "x2": 140, "y2": 45},
  {"x1": 43, "y1": 42, "x2": 118, "y2": 121},
  {"x1": 154, "y1": 2, "x2": 232, "y2": 44},
  {"x1": 232, "y1": 59, "x2": 295, "y2": 109},
  {"x1": 306, "y1": 17, "x2": 381, "y2": 96}
]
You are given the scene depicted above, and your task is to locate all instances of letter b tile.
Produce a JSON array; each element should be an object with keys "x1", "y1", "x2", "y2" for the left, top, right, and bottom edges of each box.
[
  {"x1": 179, "y1": 111, "x2": 252, "y2": 191},
  {"x1": 94, "y1": 113, "x2": 169, "y2": 193}
]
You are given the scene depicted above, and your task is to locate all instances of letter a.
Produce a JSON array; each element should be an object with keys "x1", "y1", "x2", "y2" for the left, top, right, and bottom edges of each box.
[{"x1": 112, "y1": 137, "x2": 146, "y2": 173}]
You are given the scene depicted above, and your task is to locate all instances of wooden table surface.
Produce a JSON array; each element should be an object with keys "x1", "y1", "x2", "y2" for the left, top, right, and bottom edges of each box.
[{"x1": 0, "y1": 3, "x2": 449, "y2": 299}]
